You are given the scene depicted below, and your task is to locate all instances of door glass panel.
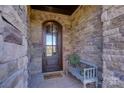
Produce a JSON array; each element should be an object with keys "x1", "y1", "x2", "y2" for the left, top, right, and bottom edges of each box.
[
  {"x1": 53, "y1": 45, "x2": 56, "y2": 54},
  {"x1": 46, "y1": 45, "x2": 52, "y2": 56},
  {"x1": 53, "y1": 35, "x2": 56, "y2": 45},
  {"x1": 53, "y1": 35, "x2": 56, "y2": 54},
  {"x1": 45, "y1": 23, "x2": 58, "y2": 56},
  {"x1": 46, "y1": 34, "x2": 52, "y2": 45},
  {"x1": 53, "y1": 26, "x2": 57, "y2": 54}
]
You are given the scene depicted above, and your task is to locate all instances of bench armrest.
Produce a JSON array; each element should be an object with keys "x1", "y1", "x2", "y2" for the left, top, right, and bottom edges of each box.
[
  {"x1": 83, "y1": 67, "x2": 97, "y2": 80},
  {"x1": 80, "y1": 60, "x2": 97, "y2": 68}
]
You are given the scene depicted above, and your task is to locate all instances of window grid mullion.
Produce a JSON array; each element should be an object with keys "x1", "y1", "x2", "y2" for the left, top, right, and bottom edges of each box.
[{"x1": 52, "y1": 24, "x2": 53, "y2": 56}]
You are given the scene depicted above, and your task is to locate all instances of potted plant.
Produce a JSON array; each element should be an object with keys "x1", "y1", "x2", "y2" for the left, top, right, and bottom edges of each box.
[{"x1": 68, "y1": 53, "x2": 80, "y2": 67}]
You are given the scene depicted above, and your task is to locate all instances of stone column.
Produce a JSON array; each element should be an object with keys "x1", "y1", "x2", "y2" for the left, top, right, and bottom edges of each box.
[
  {"x1": 102, "y1": 5, "x2": 124, "y2": 88},
  {"x1": 0, "y1": 5, "x2": 29, "y2": 88}
]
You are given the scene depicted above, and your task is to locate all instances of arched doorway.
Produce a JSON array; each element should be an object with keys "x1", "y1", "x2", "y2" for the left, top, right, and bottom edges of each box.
[{"x1": 42, "y1": 21, "x2": 62, "y2": 72}]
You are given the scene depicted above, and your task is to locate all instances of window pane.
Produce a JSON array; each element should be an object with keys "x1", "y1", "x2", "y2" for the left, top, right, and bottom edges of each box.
[
  {"x1": 53, "y1": 35, "x2": 56, "y2": 45},
  {"x1": 53, "y1": 45, "x2": 56, "y2": 54},
  {"x1": 46, "y1": 45, "x2": 52, "y2": 56},
  {"x1": 46, "y1": 34, "x2": 52, "y2": 45}
]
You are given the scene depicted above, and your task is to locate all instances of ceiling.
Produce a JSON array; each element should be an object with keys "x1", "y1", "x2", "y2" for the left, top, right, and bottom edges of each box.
[{"x1": 31, "y1": 5, "x2": 79, "y2": 15}]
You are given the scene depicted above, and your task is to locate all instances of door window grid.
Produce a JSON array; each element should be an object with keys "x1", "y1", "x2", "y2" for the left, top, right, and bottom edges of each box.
[{"x1": 46, "y1": 23, "x2": 57, "y2": 56}]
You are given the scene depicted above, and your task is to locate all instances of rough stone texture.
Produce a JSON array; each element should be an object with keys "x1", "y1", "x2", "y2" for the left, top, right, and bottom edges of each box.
[
  {"x1": 0, "y1": 35, "x2": 3, "y2": 61},
  {"x1": 0, "y1": 5, "x2": 28, "y2": 88},
  {"x1": 1, "y1": 5, "x2": 124, "y2": 88},
  {"x1": 29, "y1": 9, "x2": 72, "y2": 75},
  {"x1": 29, "y1": 6, "x2": 103, "y2": 87},
  {"x1": 71, "y1": 6, "x2": 103, "y2": 86},
  {"x1": 102, "y1": 5, "x2": 124, "y2": 87},
  {"x1": 3, "y1": 21, "x2": 23, "y2": 45}
]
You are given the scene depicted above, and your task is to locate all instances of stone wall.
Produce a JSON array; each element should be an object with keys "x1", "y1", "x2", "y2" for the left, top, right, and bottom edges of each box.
[
  {"x1": 102, "y1": 6, "x2": 124, "y2": 87},
  {"x1": 29, "y1": 9, "x2": 72, "y2": 75},
  {"x1": 71, "y1": 6, "x2": 103, "y2": 86},
  {"x1": 1, "y1": 5, "x2": 123, "y2": 88},
  {"x1": 0, "y1": 6, "x2": 28, "y2": 88}
]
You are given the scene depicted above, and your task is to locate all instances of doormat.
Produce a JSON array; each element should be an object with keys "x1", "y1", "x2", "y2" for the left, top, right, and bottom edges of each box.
[{"x1": 44, "y1": 73, "x2": 63, "y2": 80}]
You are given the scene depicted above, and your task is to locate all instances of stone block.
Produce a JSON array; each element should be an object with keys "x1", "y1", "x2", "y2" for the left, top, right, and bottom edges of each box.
[
  {"x1": 23, "y1": 70, "x2": 28, "y2": 87},
  {"x1": 14, "y1": 79, "x2": 24, "y2": 88},
  {"x1": 0, "y1": 64, "x2": 8, "y2": 83},
  {"x1": 1, "y1": 43, "x2": 26, "y2": 62},
  {"x1": 103, "y1": 68, "x2": 124, "y2": 87},
  {"x1": 109, "y1": 14, "x2": 124, "y2": 30},
  {"x1": 31, "y1": 47, "x2": 42, "y2": 57},
  {"x1": 107, "y1": 6, "x2": 124, "y2": 20},
  {"x1": 119, "y1": 26, "x2": 124, "y2": 36},
  {"x1": 29, "y1": 62, "x2": 42, "y2": 74},
  {"x1": 8, "y1": 60, "x2": 18, "y2": 76},
  {"x1": 22, "y1": 36, "x2": 28, "y2": 46},
  {"x1": 13, "y1": 5, "x2": 27, "y2": 25},
  {"x1": 0, "y1": 6, "x2": 4, "y2": 11},
  {"x1": 102, "y1": 5, "x2": 112, "y2": 11},
  {"x1": 23, "y1": 56, "x2": 28, "y2": 69},
  {"x1": 31, "y1": 57, "x2": 42, "y2": 63},
  {"x1": 0, "y1": 35, "x2": 3, "y2": 61},
  {"x1": 0, "y1": 35, "x2": 3, "y2": 42},
  {"x1": 103, "y1": 28, "x2": 119, "y2": 37},
  {"x1": 103, "y1": 49, "x2": 124, "y2": 55},
  {"x1": 102, "y1": 21, "x2": 111, "y2": 31},
  {"x1": 17, "y1": 56, "x2": 28, "y2": 70},
  {"x1": 0, "y1": 60, "x2": 20, "y2": 83},
  {"x1": 22, "y1": 37, "x2": 28, "y2": 54},
  {"x1": 3, "y1": 22, "x2": 23, "y2": 45},
  {"x1": 113, "y1": 71, "x2": 124, "y2": 81},
  {"x1": 0, "y1": 13, "x2": 4, "y2": 34},
  {"x1": 119, "y1": 76, "x2": 124, "y2": 81},
  {"x1": 1, "y1": 6, "x2": 26, "y2": 33},
  {"x1": 1, "y1": 70, "x2": 24, "y2": 88},
  {"x1": 101, "y1": 11, "x2": 108, "y2": 22},
  {"x1": 113, "y1": 42, "x2": 124, "y2": 49}
]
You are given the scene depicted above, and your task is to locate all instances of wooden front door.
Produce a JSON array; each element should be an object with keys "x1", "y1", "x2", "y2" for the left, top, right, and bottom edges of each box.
[{"x1": 42, "y1": 21, "x2": 62, "y2": 72}]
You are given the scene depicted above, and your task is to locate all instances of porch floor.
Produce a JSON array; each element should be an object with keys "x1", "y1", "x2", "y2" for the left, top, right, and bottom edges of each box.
[{"x1": 29, "y1": 73, "x2": 83, "y2": 88}]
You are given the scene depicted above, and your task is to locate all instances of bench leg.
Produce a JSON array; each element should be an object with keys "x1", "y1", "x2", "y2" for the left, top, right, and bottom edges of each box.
[
  {"x1": 66, "y1": 71, "x2": 69, "y2": 75},
  {"x1": 83, "y1": 83, "x2": 86, "y2": 88},
  {"x1": 95, "y1": 80, "x2": 98, "y2": 88}
]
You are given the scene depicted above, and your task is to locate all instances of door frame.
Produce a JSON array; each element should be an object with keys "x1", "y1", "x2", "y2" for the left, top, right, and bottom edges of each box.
[{"x1": 42, "y1": 20, "x2": 63, "y2": 73}]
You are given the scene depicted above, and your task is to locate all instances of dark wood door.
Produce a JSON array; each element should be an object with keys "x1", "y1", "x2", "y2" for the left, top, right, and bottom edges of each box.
[{"x1": 42, "y1": 21, "x2": 62, "y2": 72}]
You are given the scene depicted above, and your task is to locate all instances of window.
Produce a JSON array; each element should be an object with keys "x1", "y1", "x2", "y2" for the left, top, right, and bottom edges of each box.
[{"x1": 45, "y1": 22, "x2": 58, "y2": 56}]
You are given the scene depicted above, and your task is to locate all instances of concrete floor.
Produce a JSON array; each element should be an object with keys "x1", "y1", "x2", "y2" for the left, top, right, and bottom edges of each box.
[{"x1": 29, "y1": 72, "x2": 83, "y2": 88}]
